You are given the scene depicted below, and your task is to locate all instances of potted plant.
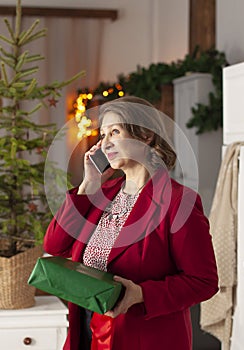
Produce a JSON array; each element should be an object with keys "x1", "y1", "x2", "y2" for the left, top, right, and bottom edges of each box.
[{"x1": 0, "y1": 0, "x2": 83, "y2": 309}]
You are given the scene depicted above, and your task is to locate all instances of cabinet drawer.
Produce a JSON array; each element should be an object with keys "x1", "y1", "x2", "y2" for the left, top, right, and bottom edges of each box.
[{"x1": 0, "y1": 327, "x2": 62, "y2": 350}]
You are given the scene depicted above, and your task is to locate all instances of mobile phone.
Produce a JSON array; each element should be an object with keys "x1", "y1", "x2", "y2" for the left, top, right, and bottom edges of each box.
[{"x1": 89, "y1": 148, "x2": 111, "y2": 174}]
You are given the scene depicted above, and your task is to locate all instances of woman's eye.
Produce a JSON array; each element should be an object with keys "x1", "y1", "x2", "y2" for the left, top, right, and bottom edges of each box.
[{"x1": 112, "y1": 129, "x2": 120, "y2": 135}]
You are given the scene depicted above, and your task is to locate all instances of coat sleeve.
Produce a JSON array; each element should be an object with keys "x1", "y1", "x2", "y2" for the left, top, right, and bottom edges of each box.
[
  {"x1": 43, "y1": 187, "x2": 93, "y2": 257},
  {"x1": 139, "y1": 191, "x2": 219, "y2": 320}
]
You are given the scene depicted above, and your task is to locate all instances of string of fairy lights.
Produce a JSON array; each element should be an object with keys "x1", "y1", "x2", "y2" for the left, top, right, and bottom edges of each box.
[
  {"x1": 73, "y1": 84, "x2": 125, "y2": 139},
  {"x1": 73, "y1": 92, "x2": 97, "y2": 139}
]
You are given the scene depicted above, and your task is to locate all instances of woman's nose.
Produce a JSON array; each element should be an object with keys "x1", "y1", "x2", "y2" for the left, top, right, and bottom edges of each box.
[{"x1": 101, "y1": 135, "x2": 113, "y2": 151}]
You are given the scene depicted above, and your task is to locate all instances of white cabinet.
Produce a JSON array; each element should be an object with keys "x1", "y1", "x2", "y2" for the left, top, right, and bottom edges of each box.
[
  {"x1": 223, "y1": 62, "x2": 244, "y2": 144},
  {"x1": 173, "y1": 73, "x2": 222, "y2": 215},
  {"x1": 230, "y1": 146, "x2": 244, "y2": 350},
  {"x1": 0, "y1": 296, "x2": 68, "y2": 350},
  {"x1": 223, "y1": 62, "x2": 244, "y2": 350}
]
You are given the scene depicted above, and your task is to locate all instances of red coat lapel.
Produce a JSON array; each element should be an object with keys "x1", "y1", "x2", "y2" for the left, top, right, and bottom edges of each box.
[{"x1": 107, "y1": 168, "x2": 172, "y2": 267}]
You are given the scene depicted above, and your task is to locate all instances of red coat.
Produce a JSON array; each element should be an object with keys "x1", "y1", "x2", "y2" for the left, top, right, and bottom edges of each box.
[{"x1": 43, "y1": 168, "x2": 218, "y2": 350}]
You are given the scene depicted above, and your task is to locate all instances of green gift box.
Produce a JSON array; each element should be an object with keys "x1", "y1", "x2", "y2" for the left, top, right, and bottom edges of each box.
[{"x1": 28, "y1": 256, "x2": 123, "y2": 314}]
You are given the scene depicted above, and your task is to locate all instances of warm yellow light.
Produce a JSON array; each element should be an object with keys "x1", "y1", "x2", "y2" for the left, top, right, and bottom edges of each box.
[
  {"x1": 91, "y1": 130, "x2": 99, "y2": 136},
  {"x1": 75, "y1": 112, "x2": 82, "y2": 122},
  {"x1": 79, "y1": 116, "x2": 91, "y2": 127},
  {"x1": 76, "y1": 115, "x2": 94, "y2": 139},
  {"x1": 77, "y1": 96, "x2": 83, "y2": 104},
  {"x1": 118, "y1": 91, "x2": 124, "y2": 97},
  {"x1": 77, "y1": 131, "x2": 84, "y2": 139},
  {"x1": 103, "y1": 91, "x2": 109, "y2": 97},
  {"x1": 77, "y1": 105, "x2": 85, "y2": 113},
  {"x1": 73, "y1": 91, "x2": 96, "y2": 139}
]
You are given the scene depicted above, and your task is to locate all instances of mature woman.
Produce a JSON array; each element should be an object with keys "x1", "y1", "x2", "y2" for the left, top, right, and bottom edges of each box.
[{"x1": 44, "y1": 96, "x2": 218, "y2": 350}]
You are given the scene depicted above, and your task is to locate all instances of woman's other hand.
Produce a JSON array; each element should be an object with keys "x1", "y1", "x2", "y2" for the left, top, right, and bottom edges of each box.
[{"x1": 105, "y1": 275, "x2": 144, "y2": 318}]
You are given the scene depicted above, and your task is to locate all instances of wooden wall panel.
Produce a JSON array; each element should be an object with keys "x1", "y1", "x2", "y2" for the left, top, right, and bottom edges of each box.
[
  {"x1": 189, "y1": 0, "x2": 215, "y2": 54},
  {"x1": 0, "y1": 7, "x2": 118, "y2": 20}
]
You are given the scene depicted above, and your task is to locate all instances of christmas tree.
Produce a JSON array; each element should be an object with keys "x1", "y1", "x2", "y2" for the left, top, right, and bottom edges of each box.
[{"x1": 0, "y1": 0, "x2": 84, "y2": 256}]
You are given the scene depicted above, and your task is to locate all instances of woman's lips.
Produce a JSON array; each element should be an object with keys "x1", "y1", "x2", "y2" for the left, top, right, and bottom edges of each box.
[{"x1": 107, "y1": 152, "x2": 118, "y2": 161}]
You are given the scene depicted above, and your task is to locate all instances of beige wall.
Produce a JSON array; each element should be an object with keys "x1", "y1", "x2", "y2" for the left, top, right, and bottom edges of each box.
[
  {"x1": 1, "y1": 0, "x2": 189, "y2": 82},
  {"x1": 6, "y1": 0, "x2": 244, "y2": 70},
  {"x1": 217, "y1": 0, "x2": 244, "y2": 65}
]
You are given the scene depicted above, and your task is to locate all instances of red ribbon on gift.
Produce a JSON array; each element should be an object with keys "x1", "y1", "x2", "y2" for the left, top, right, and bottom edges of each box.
[{"x1": 90, "y1": 312, "x2": 114, "y2": 350}]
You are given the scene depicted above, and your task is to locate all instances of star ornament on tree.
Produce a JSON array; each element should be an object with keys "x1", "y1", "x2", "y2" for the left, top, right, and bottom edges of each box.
[
  {"x1": 28, "y1": 202, "x2": 38, "y2": 212},
  {"x1": 48, "y1": 97, "x2": 58, "y2": 107},
  {"x1": 36, "y1": 147, "x2": 43, "y2": 154}
]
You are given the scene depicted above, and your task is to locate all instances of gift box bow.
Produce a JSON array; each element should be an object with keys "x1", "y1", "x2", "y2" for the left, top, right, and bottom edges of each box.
[{"x1": 28, "y1": 256, "x2": 123, "y2": 314}]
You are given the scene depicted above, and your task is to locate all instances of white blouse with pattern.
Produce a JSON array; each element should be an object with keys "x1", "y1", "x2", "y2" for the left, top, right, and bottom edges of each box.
[{"x1": 82, "y1": 189, "x2": 139, "y2": 271}]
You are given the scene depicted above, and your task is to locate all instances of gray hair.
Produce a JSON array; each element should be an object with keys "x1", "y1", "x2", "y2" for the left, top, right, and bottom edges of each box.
[{"x1": 99, "y1": 96, "x2": 176, "y2": 170}]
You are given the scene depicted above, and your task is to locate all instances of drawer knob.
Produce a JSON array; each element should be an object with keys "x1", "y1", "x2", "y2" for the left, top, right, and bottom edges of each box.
[{"x1": 23, "y1": 337, "x2": 32, "y2": 345}]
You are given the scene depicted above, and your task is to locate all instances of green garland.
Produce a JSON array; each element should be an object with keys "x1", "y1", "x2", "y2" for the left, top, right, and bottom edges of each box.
[{"x1": 81, "y1": 47, "x2": 228, "y2": 134}]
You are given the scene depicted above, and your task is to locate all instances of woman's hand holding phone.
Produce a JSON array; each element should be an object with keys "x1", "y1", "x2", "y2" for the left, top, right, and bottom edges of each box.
[{"x1": 78, "y1": 141, "x2": 114, "y2": 195}]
